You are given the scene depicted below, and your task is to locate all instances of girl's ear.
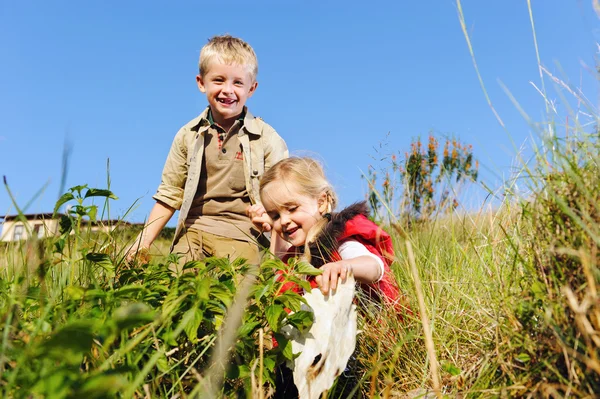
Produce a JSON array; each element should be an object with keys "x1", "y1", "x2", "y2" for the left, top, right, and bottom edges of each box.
[{"x1": 317, "y1": 191, "x2": 329, "y2": 215}]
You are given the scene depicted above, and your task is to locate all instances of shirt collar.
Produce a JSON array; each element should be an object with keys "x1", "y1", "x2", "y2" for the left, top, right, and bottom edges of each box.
[{"x1": 192, "y1": 106, "x2": 261, "y2": 136}]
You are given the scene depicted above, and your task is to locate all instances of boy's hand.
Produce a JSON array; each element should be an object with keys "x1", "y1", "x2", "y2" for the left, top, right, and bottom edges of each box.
[
  {"x1": 246, "y1": 204, "x2": 273, "y2": 232},
  {"x1": 124, "y1": 242, "x2": 151, "y2": 265},
  {"x1": 315, "y1": 261, "x2": 352, "y2": 295}
]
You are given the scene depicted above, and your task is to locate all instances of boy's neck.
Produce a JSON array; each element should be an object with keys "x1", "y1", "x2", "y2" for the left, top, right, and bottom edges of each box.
[{"x1": 208, "y1": 107, "x2": 245, "y2": 132}]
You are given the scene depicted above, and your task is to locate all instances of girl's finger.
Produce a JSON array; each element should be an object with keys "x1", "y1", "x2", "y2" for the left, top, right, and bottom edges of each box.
[
  {"x1": 321, "y1": 269, "x2": 330, "y2": 294},
  {"x1": 330, "y1": 270, "x2": 338, "y2": 291}
]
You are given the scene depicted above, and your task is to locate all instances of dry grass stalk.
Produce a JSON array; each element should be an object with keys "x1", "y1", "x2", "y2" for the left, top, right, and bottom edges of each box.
[
  {"x1": 259, "y1": 328, "x2": 264, "y2": 399},
  {"x1": 197, "y1": 266, "x2": 258, "y2": 398},
  {"x1": 406, "y1": 240, "x2": 442, "y2": 398}
]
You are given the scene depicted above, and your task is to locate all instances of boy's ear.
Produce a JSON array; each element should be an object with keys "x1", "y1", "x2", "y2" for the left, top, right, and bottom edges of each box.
[
  {"x1": 196, "y1": 75, "x2": 206, "y2": 93},
  {"x1": 248, "y1": 81, "x2": 258, "y2": 97}
]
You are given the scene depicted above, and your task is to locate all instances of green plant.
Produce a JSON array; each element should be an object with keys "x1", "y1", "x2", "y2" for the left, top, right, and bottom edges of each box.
[
  {"x1": 366, "y1": 133, "x2": 478, "y2": 223},
  {"x1": 0, "y1": 185, "x2": 323, "y2": 397},
  {"x1": 499, "y1": 132, "x2": 600, "y2": 396}
]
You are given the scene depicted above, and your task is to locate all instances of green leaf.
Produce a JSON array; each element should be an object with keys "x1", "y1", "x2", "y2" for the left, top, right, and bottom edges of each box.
[
  {"x1": 183, "y1": 307, "x2": 204, "y2": 343},
  {"x1": 170, "y1": 305, "x2": 200, "y2": 341},
  {"x1": 54, "y1": 237, "x2": 66, "y2": 254},
  {"x1": 295, "y1": 278, "x2": 312, "y2": 292},
  {"x1": 59, "y1": 215, "x2": 73, "y2": 235},
  {"x1": 285, "y1": 310, "x2": 314, "y2": 333},
  {"x1": 266, "y1": 304, "x2": 285, "y2": 332},
  {"x1": 263, "y1": 356, "x2": 276, "y2": 372},
  {"x1": 87, "y1": 205, "x2": 98, "y2": 221},
  {"x1": 254, "y1": 282, "x2": 272, "y2": 303},
  {"x1": 183, "y1": 260, "x2": 206, "y2": 273},
  {"x1": 515, "y1": 353, "x2": 531, "y2": 363},
  {"x1": 31, "y1": 369, "x2": 72, "y2": 398},
  {"x1": 237, "y1": 321, "x2": 261, "y2": 338},
  {"x1": 84, "y1": 188, "x2": 118, "y2": 200},
  {"x1": 156, "y1": 356, "x2": 170, "y2": 373},
  {"x1": 86, "y1": 253, "x2": 114, "y2": 273},
  {"x1": 227, "y1": 364, "x2": 251, "y2": 379},
  {"x1": 75, "y1": 372, "x2": 128, "y2": 398},
  {"x1": 286, "y1": 275, "x2": 312, "y2": 292},
  {"x1": 295, "y1": 261, "x2": 323, "y2": 276},
  {"x1": 70, "y1": 184, "x2": 89, "y2": 195},
  {"x1": 261, "y1": 258, "x2": 287, "y2": 271},
  {"x1": 197, "y1": 277, "x2": 211, "y2": 301},
  {"x1": 39, "y1": 321, "x2": 96, "y2": 364},
  {"x1": 442, "y1": 362, "x2": 462, "y2": 376},
  {"x1": 113, "y1": 303, "x2": 155, "y2": 331},
  {"x1": 65, "y1": 285, "x2": 85, "y2": 300},
  {"x1": 84, "y1": 289, "x2": 107, "y2": 300},
  {"x1": 209, "y1": 284, "x2": 234, "y2": 307},
  {"x1": 113, "y1": 284, "x2": 146, "y2": 299},
  {"x1": 275, "y1": 291, "x2": 306, "y2": 312},
  {"x1": 274, "y1": 333, "x2": 294, "y2": 360},
  {"x1": 53, "y1": 192, "x2": 74, "y2": 214}
]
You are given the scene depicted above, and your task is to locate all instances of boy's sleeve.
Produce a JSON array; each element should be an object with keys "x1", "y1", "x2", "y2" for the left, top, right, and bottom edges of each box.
[
  {"x1": 263, "y1": 127, "x2": 289, "y2": 171},
  {"x1": 152, "y1": 128, "x2": 188, "y2": 210}
]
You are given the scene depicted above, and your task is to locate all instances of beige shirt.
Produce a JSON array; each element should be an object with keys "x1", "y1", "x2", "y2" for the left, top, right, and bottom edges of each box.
[
  {"x1": 187, "y1": 119, "x2": 253, "y2": 240},
  {"x1": 153, "y1": 107, "x2": 288, "y2": 245}
]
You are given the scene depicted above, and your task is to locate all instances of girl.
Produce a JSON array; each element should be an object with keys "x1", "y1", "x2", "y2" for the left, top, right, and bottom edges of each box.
[{"x1": 248, "y1": 157, "x2": 400, "y2": 304}]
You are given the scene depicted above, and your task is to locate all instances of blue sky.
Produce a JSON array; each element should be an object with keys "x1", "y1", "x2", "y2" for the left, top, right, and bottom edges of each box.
[{"x1": 1, "y1": 1, "x2": 598, "y2": 225}]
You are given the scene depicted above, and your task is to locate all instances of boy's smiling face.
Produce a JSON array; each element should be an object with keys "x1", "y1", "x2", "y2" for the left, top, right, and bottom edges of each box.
[{"x1": 196, "y1": 62, "x2": 257, "y2": 129}]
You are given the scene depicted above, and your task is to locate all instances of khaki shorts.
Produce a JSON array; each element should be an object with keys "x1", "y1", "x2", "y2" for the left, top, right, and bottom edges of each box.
[{"x1": 170, "y1": 227, "x2": 263, "y2": 274}]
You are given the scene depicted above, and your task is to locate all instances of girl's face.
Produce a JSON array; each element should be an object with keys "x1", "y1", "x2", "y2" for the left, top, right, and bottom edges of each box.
[{"x1": 261, "y1": 180, "x2": 327, "y2": 247}]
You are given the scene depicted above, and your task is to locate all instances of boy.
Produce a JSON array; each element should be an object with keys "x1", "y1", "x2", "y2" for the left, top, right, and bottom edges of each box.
[{"x1": 127, "y1": 35, "x2": 288, "y2": 269}]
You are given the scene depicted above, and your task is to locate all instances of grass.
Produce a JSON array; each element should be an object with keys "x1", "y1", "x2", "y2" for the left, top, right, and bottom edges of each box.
[{"x1": 2, "y1": 128, "x2": 597, "y2": 398}]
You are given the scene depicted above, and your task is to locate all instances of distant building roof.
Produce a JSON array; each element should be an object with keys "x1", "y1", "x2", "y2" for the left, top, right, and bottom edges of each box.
[
  {"x1": 0, "y1": 213, "x2": 131, "y2": 226},
  {"x1": 0, "y1": 213, "x2": 63, "y2": 221}
]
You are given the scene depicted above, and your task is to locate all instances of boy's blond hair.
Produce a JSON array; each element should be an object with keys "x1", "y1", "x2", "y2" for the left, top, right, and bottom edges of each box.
[{"x1": 199, "y1": 35, "x2": 258, "y2": 81}]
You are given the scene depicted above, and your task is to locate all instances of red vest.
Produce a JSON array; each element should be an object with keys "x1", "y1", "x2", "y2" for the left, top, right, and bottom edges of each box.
[{"x1": 279, "y1": 214, "x2": 401, "y2": 306}]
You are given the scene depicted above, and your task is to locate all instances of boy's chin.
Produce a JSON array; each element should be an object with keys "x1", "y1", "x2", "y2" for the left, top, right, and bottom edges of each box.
[{"x1": 211, "y1": 107, "x2": 243, "y2": 122}]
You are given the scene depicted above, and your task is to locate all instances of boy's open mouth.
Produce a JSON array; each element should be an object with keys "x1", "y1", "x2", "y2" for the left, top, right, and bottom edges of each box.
[{"x1": 217, "y1": 98, "x2": 236, "y2": 105}]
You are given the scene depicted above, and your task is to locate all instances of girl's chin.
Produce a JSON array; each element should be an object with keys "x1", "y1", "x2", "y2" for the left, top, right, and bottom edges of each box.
[{"x1": 288, "y1": 236, "x2": 306, "y2": 247}]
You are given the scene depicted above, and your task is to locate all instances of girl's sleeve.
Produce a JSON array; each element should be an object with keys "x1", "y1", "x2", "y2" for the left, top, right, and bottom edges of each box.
[{"x1": 338, "y1": 240, "x2": 385, "y2": 282}]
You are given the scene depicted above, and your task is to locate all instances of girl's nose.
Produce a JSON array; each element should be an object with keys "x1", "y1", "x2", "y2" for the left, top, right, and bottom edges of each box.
[{"x1": 280, "y1": 213, "x2": 290, "y2": 226}]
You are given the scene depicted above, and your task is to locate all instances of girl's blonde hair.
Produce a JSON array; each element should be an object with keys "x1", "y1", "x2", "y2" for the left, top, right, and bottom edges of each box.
[{"x1": 260, "y1": 157, "x2": 338, "y2": 258}]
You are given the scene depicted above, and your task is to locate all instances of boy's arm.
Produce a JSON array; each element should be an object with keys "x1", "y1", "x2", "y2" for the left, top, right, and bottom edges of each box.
[
  {"x1": 153, "y1": 128, "x2": 189, "y2": 210},
  {"x1": 126, "y1": 201, "x2": 175, "y2": 261},
  {"x1": 262, "y1": 126, "x2": 288, "y2": 170}
]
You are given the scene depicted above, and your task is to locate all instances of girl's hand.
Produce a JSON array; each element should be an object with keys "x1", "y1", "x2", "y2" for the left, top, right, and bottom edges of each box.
[
  {"x1": 246, "y1": 204, "x2": 273, "y2": 232},
  {"x1": 315, "y1": 261, "x2": 352, "y2": 294}
]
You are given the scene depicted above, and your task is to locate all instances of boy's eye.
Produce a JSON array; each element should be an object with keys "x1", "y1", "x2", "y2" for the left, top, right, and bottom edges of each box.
[{"x1": 234, "y1": 80, "x2": 243, "y2": 86}]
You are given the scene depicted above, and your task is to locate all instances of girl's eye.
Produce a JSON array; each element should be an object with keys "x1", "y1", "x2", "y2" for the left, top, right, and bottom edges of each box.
[
  {"x1": 288, "y1": 206, "x2": 298, "y2": 212},
  {"x1": 269, "y1": 213, "x2": 280, "y2": 221}
]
